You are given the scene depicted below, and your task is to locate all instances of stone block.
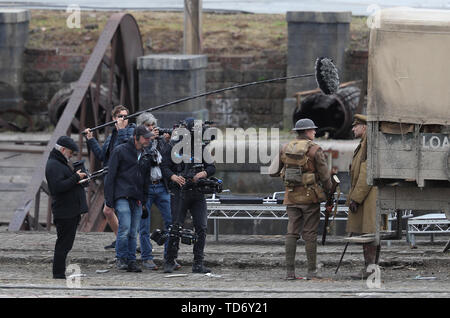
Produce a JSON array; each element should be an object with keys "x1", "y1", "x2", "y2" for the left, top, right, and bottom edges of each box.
[
  {"x1": 0, "y1": 9, "x2": 31, "y2": 24},
  {"x1": 61, "y1": 69, "x2": 82, "y2": 83},
  {"x1": 285, "y1": 11, "x2": 351, "y2": 96},
  {"x1": 137, "y1": 54, "x2": 207, "y2": 70},
  {"x1": 286, "y1": 11, "x2": 352, "y2": 24},
  {"x1": 138, "y1": 54, "x2": 208, "y2": 115},
  {"x1": 282, "y1": 97, "x2": 297, "y2": 130},
  {"x1": 0, "y1": 9, "x2": 30, "y2": 110},
  {"x1": 22, "y1": 69, "x2": 44, "y2": 83}
]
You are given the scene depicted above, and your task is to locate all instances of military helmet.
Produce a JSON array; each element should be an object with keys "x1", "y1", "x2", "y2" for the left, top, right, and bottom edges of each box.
[{"x1": 292, "y1": 118, "x2": 318, "y2": 131}]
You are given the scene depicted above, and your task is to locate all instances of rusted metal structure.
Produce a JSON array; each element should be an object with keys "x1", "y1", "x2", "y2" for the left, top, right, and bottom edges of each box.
[
  {"x1": 0, "y1": 109, "x2": 34, "y2": 132},
  {"x1": 8, "y1": 13, "x2": 143, "y2": 232},
  {"x1": 292, "y1": 81, "x2": 361, "y2": 139}
]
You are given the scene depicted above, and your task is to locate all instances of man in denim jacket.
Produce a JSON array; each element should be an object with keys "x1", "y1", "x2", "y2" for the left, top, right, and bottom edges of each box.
[{"x1": 84, "y1": 105, "x2": 135, "y2": 248}]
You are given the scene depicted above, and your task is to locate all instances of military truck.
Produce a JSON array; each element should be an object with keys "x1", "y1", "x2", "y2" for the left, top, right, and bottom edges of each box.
[{"x1": 365, "y1": 8, "x2": 450, "y2": 243}]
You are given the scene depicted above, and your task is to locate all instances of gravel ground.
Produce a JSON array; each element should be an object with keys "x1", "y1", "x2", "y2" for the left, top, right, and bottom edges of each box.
[{"x1": 0, "y1": 227, "x2": 449, "y2": 300}]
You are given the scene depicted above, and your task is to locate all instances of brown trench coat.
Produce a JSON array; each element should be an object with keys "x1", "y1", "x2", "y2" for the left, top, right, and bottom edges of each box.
[{"x1": 345, "y1": 132, "x2": 377, "y2": 234}]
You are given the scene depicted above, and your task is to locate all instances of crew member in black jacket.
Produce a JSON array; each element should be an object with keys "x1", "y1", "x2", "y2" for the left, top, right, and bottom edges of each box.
[
  {"x1": 161, "y1": 118, "x2": 216, "y2": 273},
  {"x1": 104, "y1": 125, "x2": 152, "y2": 273},
  {"x1": 45, "y1": 136, "x2": 87, "y2": 279}
]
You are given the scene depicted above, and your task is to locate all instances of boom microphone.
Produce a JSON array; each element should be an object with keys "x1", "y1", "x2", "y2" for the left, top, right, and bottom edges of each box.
[
  {"x1": 315, "y1": 57, "x2": 340, "y2": 95},
  {"x1": 84, "y1": 57, "x2": 340, "y2": 133}
]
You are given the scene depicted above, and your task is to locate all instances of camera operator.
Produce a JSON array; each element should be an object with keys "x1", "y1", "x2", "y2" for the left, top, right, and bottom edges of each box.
[
  {"x1": 45, "y1": 136, "x2": 88, "y2": 279},
  {"x1": 136, "y1": 112, "x2": 179, "y2": 271},
  {"x1": 161, "y1": 117, "x2": 216, "y2": 273},
  {"x1": 83, "y1": 105, "x2": 135, "y2": 250},
  {"x1": 104, "y1": 125, "x2": 152, "y2": 273}
]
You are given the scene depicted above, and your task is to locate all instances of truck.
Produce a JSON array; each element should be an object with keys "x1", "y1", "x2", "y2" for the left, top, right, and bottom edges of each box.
[{"x1": 365, "y1": 8, "x2": 450, "y2": 244}]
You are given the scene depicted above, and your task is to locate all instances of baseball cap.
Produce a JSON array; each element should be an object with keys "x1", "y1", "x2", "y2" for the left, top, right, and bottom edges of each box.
[{"x1": 134, "y1": 125, "x2": 153, "y2": 139}]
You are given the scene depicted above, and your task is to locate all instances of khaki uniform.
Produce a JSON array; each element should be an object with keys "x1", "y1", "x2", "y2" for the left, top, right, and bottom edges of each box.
[
  {"x1": 270, "y1": 136, "x2": 332, "y2": 279},
  {"x1": 270, "y1": 137, "x2": 332, "y2": 241},
  {"x1": 345, "y1": 132, "x2": 377, "y2": 234}
]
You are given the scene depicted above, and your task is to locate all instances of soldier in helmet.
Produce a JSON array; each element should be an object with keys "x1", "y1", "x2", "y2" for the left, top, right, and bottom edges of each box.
[{"x1": 270, "y1": 118, "x2": 333, "y2": 280}]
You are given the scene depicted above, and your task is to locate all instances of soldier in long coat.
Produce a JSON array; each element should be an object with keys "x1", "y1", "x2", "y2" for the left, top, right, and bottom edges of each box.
[{"x1": 346, "y1": 114, "x2": 380, "y2": 279}]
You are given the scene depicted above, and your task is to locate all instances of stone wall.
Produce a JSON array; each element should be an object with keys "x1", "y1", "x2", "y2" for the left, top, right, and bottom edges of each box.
[
  {"x1": 0, "y1": 9, "x2": 30, "y2": 111},
  {"x1": 342, "y1": 49, "x2": 368, "y2": 85},
  {"x1": 19, "y1": 48, "x2": 367, "y2": 130},
  {"x1": 205, "y1": 50, "x2": 287, "y2": 129},
  {"x1": 21, "y1": 48, "x2": 88, "y2": 129}
]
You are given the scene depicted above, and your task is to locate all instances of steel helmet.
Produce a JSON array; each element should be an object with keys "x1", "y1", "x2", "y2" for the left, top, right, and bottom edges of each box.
[{"x1": 292, "y1": 118, "x2": 318, "y2": 131}]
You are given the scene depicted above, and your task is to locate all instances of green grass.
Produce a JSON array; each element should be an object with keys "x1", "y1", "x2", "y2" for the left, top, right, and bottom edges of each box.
[{"x1": 27, "y1": 10, "x2": 369, "y2": 55}]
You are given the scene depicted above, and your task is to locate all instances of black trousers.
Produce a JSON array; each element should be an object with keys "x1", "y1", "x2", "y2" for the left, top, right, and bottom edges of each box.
[
  {"x1": 53, "y1": 215, "x2": 80, "y2": 277},
  {"x1": 168, "y1": 189, "x2": 207, "y2": 262}
]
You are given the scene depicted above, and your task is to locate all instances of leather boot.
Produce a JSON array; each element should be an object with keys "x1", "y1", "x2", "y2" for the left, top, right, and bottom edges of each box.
[
  {"x1": 285, "y1": 236, "x2": 297, "y2": 280},
  {"x1": 192, "y1": 259, "x2": 211, "y2": 273},
  {"x1": 305, "y1": 241, "x2": 320, "y2": 280},
  {"x1": 351, "y1": 243, "x2": 379, "y2": 280}
]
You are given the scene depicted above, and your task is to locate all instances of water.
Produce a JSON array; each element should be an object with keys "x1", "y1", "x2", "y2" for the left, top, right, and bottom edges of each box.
[{"x1": 1, "y1": 0, "x2": 449, "y2": 15}]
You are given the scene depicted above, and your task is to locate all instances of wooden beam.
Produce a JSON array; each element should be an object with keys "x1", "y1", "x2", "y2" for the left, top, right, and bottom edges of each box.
[{"x1": 183, "y1": 0, "x2": 202, "y2": 54}]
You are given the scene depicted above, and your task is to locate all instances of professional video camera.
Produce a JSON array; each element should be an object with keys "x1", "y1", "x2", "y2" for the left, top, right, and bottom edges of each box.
[
  {"x1": 168, "y1": 118, "x2": 223, "y2": 194},
  {"x1": 195, "y1": 177, "x2": 223, "y2": 194},
  {"x1": 73, "y1": 159, "x2": 108, "y2": 187},
  {"x1": 177, "y1": 162, "x2": 223, "y2": 194},
  {"x1": 173, "y1": 119, "x2": 216, "y2": 146},
  {"x1": 150, "y1": 224, "x2": 197, "y2": 246},
  {"x1": 157, "y1": 127, "x2": 174, "y2": 137}
]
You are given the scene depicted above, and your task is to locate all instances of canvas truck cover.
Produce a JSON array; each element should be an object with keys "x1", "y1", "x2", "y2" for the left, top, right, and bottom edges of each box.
[{"x1": 367, "y1": 8, "x2": 450, "y2": 125}]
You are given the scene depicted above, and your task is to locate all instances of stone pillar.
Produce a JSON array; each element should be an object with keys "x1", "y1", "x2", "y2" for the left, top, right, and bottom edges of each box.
[
  {"x1": 283, "y1": 11, "x2": 351, "y2": 130},
  {"x1": 137, "y1": 54, "x2": 208, "y2": 127},
  {"x1": 0, "y1": 9, "x2": 30, "y2": 110}
]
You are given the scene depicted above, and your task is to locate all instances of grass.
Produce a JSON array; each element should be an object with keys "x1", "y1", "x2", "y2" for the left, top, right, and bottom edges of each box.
[{"x1": 27, "y1": 10, "x2": 370, "y2": 56}]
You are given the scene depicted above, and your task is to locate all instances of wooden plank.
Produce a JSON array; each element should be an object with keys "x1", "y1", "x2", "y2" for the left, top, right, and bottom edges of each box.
[{"x1": 78, "y1": 183, "x2": 105, "y2": 232}]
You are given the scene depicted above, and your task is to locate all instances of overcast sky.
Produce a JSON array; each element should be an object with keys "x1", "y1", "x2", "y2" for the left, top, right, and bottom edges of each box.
[{"x1": 1, "y1": 0, "x2": 449, "y2": 15}]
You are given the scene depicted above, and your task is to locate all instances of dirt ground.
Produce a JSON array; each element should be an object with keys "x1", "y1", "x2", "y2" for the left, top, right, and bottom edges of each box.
[{"x1": 0, "y1": 227, "x2": 448, "y2": 299}]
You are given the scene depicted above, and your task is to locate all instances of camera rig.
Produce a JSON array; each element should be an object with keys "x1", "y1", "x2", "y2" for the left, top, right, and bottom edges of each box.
[
  {"x1": 176, "y1": 162, "x2": 223, "y2": 194},
  {"x1": 150, "y1": 224, "x2": 197, "y2": 246},
  {"x1": 73, "y1": 159, "x2": 108, "y2": 187}
]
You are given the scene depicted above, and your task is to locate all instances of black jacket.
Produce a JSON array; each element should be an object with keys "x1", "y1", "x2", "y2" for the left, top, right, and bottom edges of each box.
[
  {"x1": 45, "y1": 148, "x2": 88, "y2": 219},
  {"x1": 104, "y1": 138, "x2": 149, "y2": 208},
  {"x1": 161, "y1": 142, "x2": 216, "y2": 190}
]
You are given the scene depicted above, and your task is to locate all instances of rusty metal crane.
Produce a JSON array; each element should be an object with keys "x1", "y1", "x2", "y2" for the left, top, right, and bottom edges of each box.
[{"x1": 8, "y1": 13, "x2": 143, "y2": 232}]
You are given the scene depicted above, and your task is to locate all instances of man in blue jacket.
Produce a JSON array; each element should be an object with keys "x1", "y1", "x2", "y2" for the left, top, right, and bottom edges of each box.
[
  {"x1": 45, "y1": 136, "x2": 87, "y2": 279},
  {"x1": 84, "y1": 105, "x2": 135, "y2": 249},
  {"x1": 104, "y1": 125, "x2": 152, "y2": 272}
]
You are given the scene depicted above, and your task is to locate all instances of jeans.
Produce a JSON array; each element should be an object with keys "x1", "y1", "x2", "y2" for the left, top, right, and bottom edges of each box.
[
  {"x1": 139, "y1": 183, "x2": 172, "y2": 260},
  {"x1": 115, "y1": 198, "x2": 142, "y2": 262}
]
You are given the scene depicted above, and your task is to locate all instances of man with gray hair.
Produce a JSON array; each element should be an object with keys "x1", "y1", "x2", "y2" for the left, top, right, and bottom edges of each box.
[
  {"x1": 136, "y1": 112, "x2": 178, "y2": 271},
  {"x1": 45, "y1": 136, "x2": 87, "y2": 279}
]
